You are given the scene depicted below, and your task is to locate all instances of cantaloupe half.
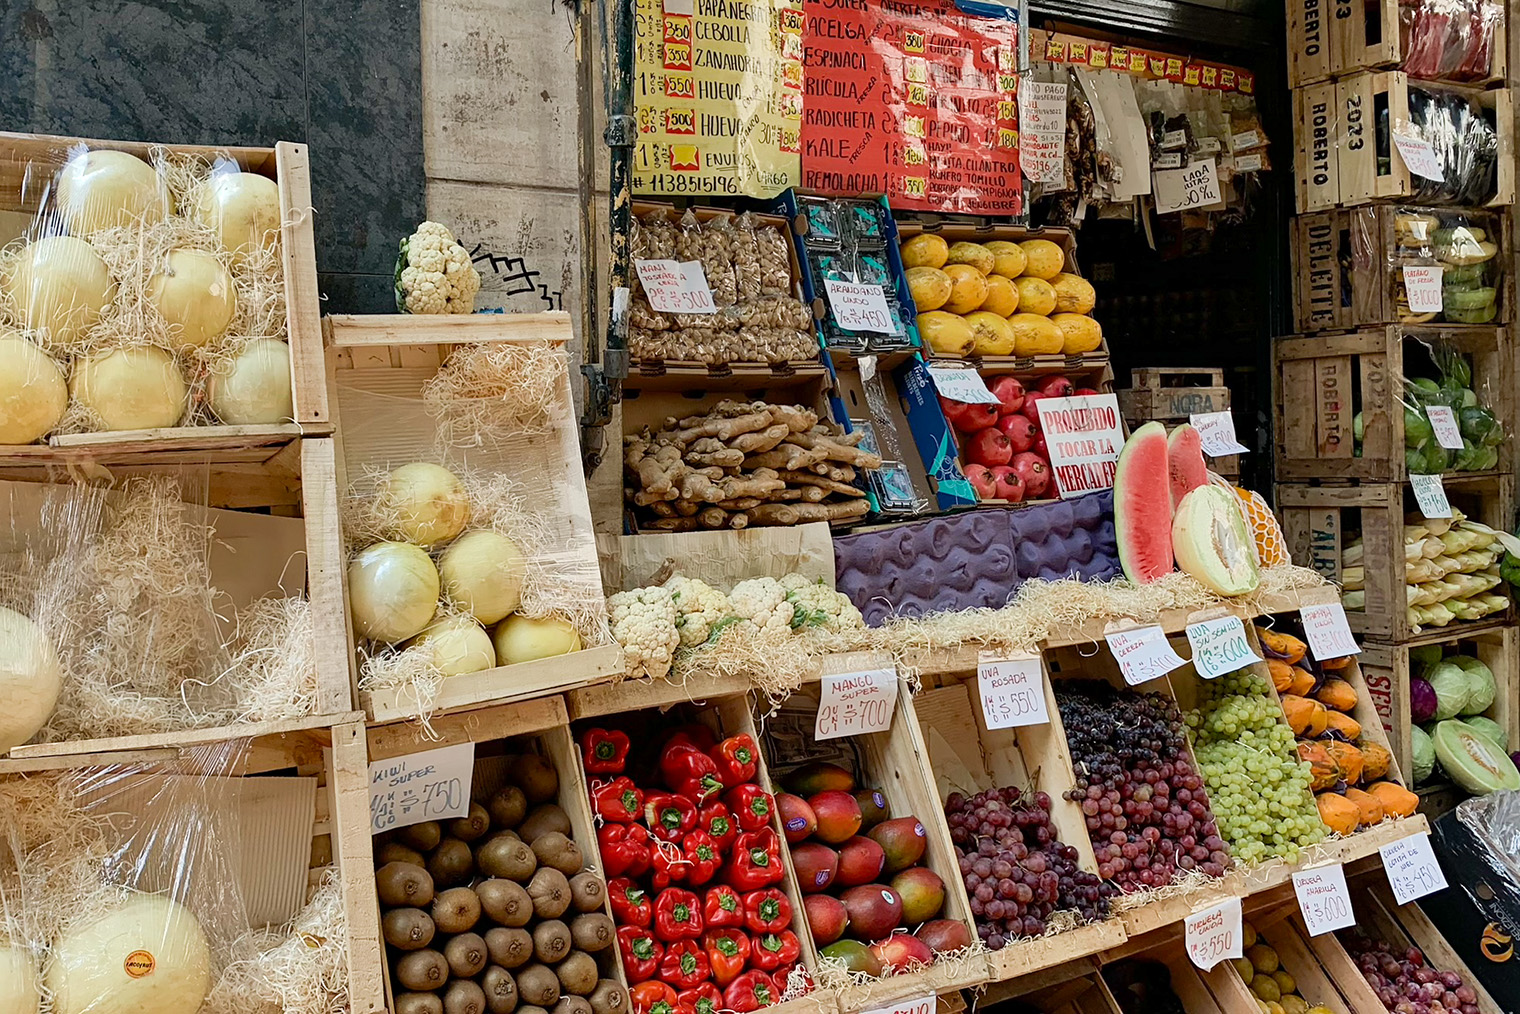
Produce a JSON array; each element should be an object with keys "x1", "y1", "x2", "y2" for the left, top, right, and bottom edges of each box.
[{"x1": 1172, "y1": 485, "x2": 1261, "y2": 596}]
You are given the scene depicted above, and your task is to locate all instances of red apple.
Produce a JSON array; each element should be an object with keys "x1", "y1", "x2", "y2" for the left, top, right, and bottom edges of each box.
[
  {"x1": 1038, "y1": 375, "x2": 1075, "y2": 398},
  {"x1": 988, "y1": 375, "x2": 1025, "y2": 414},
  {"x1": 966, "y1": 428, "x2": 1013, "y2": 467},
  {"x1": 964, "y1": 463, "x2": 996, "y2": 500},
  {"x1": 990, "y1": 465, "x2": 1025, "y2": 502},
  {"x1": 995, "y1": 412, "x2": 1036, "y2": 452},
  {"x1": 1019, "y1": 390, "x2": 1047, "y2": 423},
  {"x1": 1074, "y1": 387, "x2": 1098, "y2": 396},
  {"x1": 1012, "y1": 452, "x2": 1051, "y2": 499}
]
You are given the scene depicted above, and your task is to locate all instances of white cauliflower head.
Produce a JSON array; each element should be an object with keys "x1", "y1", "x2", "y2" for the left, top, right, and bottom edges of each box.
[
  {"x1": 397, "y1": 221, "x2": 482, "y2": 314},
  {"x1": 780, "y1": 573, "x2": 865, "y2": 633},
  {"x1": 607, "y1": 586, "x2": 679, "y2": 679},
  {"x1": 727, "y1": 577, "x2": 795, "y2": 640},
  {"x1": 662, "y1": 574, "x2": 731, "y2": 648}
]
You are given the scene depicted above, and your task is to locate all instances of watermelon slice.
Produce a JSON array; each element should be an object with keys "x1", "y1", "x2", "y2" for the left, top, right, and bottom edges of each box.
[
  {"x1": 1172, "y1": 485, "x2": 1261, "y2": 596},
  {"x1": 1167, "y1": 424, "x2": 1208, "y2": 510},
  {"x1": 1114, "y1": 422, "x2": 1174, "y2": 584}
]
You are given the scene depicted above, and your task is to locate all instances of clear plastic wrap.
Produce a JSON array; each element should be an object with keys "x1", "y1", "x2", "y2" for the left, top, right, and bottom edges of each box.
[
  {"x1": 1387, "y1": 85, "x2": 1500, "y2": 204},
  {"x1": 1370, "y1": 206, "x2": 1505, "y2": 324},
  {"x1": 1400, "y1": 0, "x2": 1503, "y2": 81},
  {"x1": 1390, "y1": 338, "x2": 1505, "y2": 473}
]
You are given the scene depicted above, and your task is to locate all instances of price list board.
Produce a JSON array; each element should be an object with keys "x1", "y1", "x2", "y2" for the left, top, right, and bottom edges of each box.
[{"x1": 801, "y1": 0, "x2": 1022, "y2": 214}]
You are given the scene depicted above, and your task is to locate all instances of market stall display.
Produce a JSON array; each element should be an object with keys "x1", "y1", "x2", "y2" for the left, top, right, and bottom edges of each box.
[{"x1": 793, "y1": 195, "x2": 918, "y2": 358}]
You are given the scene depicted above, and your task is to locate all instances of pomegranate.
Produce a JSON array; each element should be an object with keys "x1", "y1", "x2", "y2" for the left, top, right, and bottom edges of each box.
[
  {"x1": 964, "y1": 463, "x2": 997, "y2": 500},
  {"x1": 1037, "y1": 375, "x2": 1075, "y2": 398},
  {"x1": 1011, "y1": 452, "x2": 1051, "y2": 498},
  {"x1": 995, "y1": 412, "x2": 1036, "y2": 452},
  {"x1": 990, "y1": 465, "x2": 1025, "y2": 502},
  {"x1": 1019, "y1": 390, "x2": 1047, "y2": 423},
  {"x1": 988, "y1": 375, "x2": 1026, "y2": 414},
  {"x1": 965, "y1": 428, "x2": 1013, "y2": 467}
]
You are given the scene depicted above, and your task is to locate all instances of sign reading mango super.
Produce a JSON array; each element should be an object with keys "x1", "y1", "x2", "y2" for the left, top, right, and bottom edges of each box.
[{"x1": 633, "y1": 0, "x2": 802, "y2": 197}]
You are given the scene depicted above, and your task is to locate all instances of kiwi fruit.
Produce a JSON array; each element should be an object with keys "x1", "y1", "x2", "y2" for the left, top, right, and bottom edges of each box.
[
  {"x1": 511, "y1": 754, "x2": 560, "y2": 803},
  {"x1": 567, "y1": 873, "x2": 604, "y2": 913},
  {"x1": 376, "y1": 840, "x2": 427, "y2": 867},
  {"x1": 518, "y1": 804, "x2": 571, "y2": 843},
  {"x1": 530, "y1": 833, "x2": 583, "y2": 877},
  {"x1": 483, "y1": 965, "x2": 520, "y2": 1014},
  {"x1": 451, "y1": 802, "x2": 492, "y2": 842},
  {"x1": 377, "y1": 862, "x2": 435, "y2": 908},
  {"x1": 551, "y1": 997, "x2": 592, "y2": 1014},
  {"x1": 555, "y1": 952, "x2": 598, "y2": 996},
  {"x1": 446, "y1": 979, "x2": 488, "y2": 1014},
  {"x1": 432, "y1": 886, "x2": 483, "y2": 934},
  {"x1": 396, "y1": 993, "x2": 445, "y2": 1014},
  {"x1": 588, "y1": 980, "x2": 630, "y2": 1014},
  {"x1": 531, "y1": 919, "x2": 571, "y2": 964},
  {"x1": 428, "y1": 837, "x2": 476, "y2": 888},
  {"x1": 445, "y1": 931, "x2": 490, "y2": 977},
  {"x1": 516, "y1": 963, "x2": 561, "y2": 1007},
  {"x1": 478, "y1": 834, "x2": 538, "y2": 881},
  {"x1": 488, "y1": 785, "x2": 528, "y2": 829},
  {"x1": 478, "y1": 878, "x2": 534, "y2": 927},
  {"x1": 398, "y1": 821, "x2": 443, "y2": 851},
  {"x1": 383, "y1": 907, "x2": 436, "y2": 951},
  {"x1": 485, "y1": 926, "x2": 534, "y2": 968},
  {"x1": 528, "y1": 867, "x2": 571, "y2": 919},
  {"x1": 396, "y1": 948, "x2": 449, "y2": 991},
  {"x1": 519, "y1": 1006, "x2": 550, "y2": 1014},
  {"x1": 569, "y1": 912, "x2": 613, "y2": 952}
]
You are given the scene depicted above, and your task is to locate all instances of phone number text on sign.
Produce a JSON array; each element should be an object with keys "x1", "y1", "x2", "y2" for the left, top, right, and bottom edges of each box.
[{"x1": 816, "y1": 669, "x2": 898, "y2": 740}]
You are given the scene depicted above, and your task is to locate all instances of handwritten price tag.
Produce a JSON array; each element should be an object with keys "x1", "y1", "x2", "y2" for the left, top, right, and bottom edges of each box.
[
  {"x1": 816, "y1": 669, "x2": 898, "y2": 741},
  {"x1": 861, "y1": 994, "x2": 937, "y2": 1014},
  {"x1": 1426, "y1": 405, "x2": 1465, "y2": 450},
  {"x1": 1381, "y1": 832, "x2": 1448, "y2": 905},
  {"x1": 1190, "y1": 411, "x2": 1250, "y2": 457},
  {"x1": 635, "y1": 259, "x2": 717, "y2": 314},
  {"x1": 1106, "y1": 625, "x2": 1189, "y2": 686},
  {"x1": 1402, "y1": 266, "x2": 1444, "y2": 314},
  {"x1": 1300, "y1": 602, "x2": 1361, "y2": 661},
  {"x1": 1294, "y1": 864, "x2": 1357, "y2": 936},
  {"x1": 926, "y1": 365, "x2": 1000, "y2": 405},
  {"x1": 1185, "y1": 897, "x2": 1243, "y2": 970},
  {"x1": 823, "y1": 278, "x2": 900, "y2": 335},
  {"x1": 1154, "y1": 158, "x2": 1222, "y2": 214},
  {"x1": 1410, "y1": 473, "x2": 1452, "y2": 519},
  {"x1": 977, "y1": 652, "x2": 1050, "y2": 729},
  {"x1": 370, "y1": 742, "x2": 475, "y2": 834},
  {"x1": 1393, "y1": 132, "x2": 1445, "y2": 181},
  {"x1": 1186, "y1": 614, "x2": 1260, "y2": 679}
]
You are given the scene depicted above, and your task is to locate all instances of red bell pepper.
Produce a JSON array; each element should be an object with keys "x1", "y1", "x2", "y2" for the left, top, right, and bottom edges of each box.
[
  {"x1": 703, "y1": 927, "x2": 751, "y2": 987},
  {"x1": 742, "y1": 888, "x2": 792, "y2": 935},
  {"x1": 772, "y1": 964, "x2": 801, "y2": 993},
  {"x1": 653, "y1": 887, "x2": 704, "y2": 941},
  {"x1": 664, "y1": 724, "x2": 717, "y2": 752},
  {"x1": 609, "y1": 878, "x2": 653, "y2": 928},
  {"x1": 703, "y1": 884, "x2": 744, "y2": 929},
  {"x1": 723, "y1": 971, "x2": 777, "y2": 1013},
  {"x1": 619, "y1": 926, "x2": 664, "y2": 983},
  {"x1": 681, "y1": 830, "x2": 721, "y2": 886},
  {"x1": 593, "y1": 776, "x2": 644, "y2": 823},
  {"x1": 581, "y1": 727, "x2": 631, "y2": 774},
  {"x1": 725, "y1": 784, "x2": 774, "y2": 831},
  {"x1": 750, "y1": 930, "x2": 800, "y2": 973},
  {"x1": 725, "y1": 829, "x2": 784, "y2": 890},
  {"x1": 697, "y1": 801, "x2": 737, "y2": 854},
  {"x1": 658, "y1": 939, "x2": 712, "y2": 990},
  {"x1": 645, "y1": 792, "x2": 699, "y2": 843},
  {"x1": 661, "y1": 743, "x2": 724, "y2": 804},
  {"x1": 650, "y1": 836, "x2": 689, "y2": 889},
  {"x1": 632, "y1": 980, "x2": 679, "y2": 1014},
  {"x1": 599, "y1": 823, "x2": 652, "y2": 879},
  {"x1": 710, "y1": 733, "x2": 758, "y2": 786},
  {"x1": 678, "y1": 983, "x2": 723, "y2": 1014}
]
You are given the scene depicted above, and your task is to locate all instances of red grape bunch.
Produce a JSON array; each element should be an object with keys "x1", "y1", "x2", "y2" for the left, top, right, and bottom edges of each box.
[{"x1": 1346, "y1": 934, "x2": 1480, "y2": 1014}]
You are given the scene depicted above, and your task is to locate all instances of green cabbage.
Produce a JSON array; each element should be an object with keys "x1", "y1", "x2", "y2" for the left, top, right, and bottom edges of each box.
[
  {"x1": 1410, "y1": 644, "x2": 1444, "y2": 669},
  {"x1": 1462, "y1": 716, "x2": 1507, "y2": 750},
  {"x1": 1451, "y1": 654, "x2": 1497, "y2": 714},
  {"x1": 1427, "y1": 659, "x2": 1472, "y2": 720},
  {"x1": 1411, "y1": 724, "x2": 1437, "y2": 784}
]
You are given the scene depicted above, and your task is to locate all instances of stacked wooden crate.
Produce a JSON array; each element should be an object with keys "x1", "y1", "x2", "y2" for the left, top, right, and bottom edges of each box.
[{"x1": 1117, "y1": 367, "x2": 1239, "y2": 481}]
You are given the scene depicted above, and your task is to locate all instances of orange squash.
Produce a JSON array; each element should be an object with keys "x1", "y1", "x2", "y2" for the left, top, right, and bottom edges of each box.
[
  {"x1": 1361, "y1": 741, "x2": 1393, "y2": 782},
  {"x1": 1343, "y1": 787, "x2": 1385, "y2": 827},
  {"x1": 1315, "y1": 678, "x2": 1360, "y2": 713},
  {"x1": 1324, "y1": 711, "x2": 1363, "y2": 740},
  {"x1": 1317, "y1": 792, "x2": 1360, "y2": 835},
  {"x1": 1367, "y1": 781, "x2": 1419, "y2": 818},
  {"x1": 1325, "y1": 740, "x2": 1364, "y2": 785},
  {"x1": 1269, "y1": 659, "x2": 1297, "y2": 693},
  {"x1": 1286, "y1": 667, "x2": 1317, "y2": 697},
  {"x1": 1258, "y1": 628, "x2": 1307, "y2": 664},
  {"x1": 1297, "y1": 740, "x2": 1340, "y2": 791}
]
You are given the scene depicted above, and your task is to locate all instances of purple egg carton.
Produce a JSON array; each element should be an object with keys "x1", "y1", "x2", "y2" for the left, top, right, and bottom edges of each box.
[{"x1": 833, "y1": 490, "x2": 1119, "y2": 626}]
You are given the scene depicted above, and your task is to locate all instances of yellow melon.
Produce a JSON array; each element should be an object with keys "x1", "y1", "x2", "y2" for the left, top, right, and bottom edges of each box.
[
  {"x1": 1018, "y1": 239, "x2": 1065, "y2": 280},
  {"x1": 1013, "y1": 276, "x2": 1057, "y2": 316},
  {"x1": 979, "y1": 275, "x2": 1019, "y2": 316},
  {"x1": 945, "y1": 242, "x2": 995, "y2": 276},
  {"x1": 1008, "y1": 313, "x2": 1063, "y2": 356},
  {"x1": 1235, "y1": 487, "x2": 1290, "y2": 567},
  {"x1": 905, "y1": 266, "x2": 952, "y2": 312},
  {"x1": 900, "y1": 234, "x2": 949, "y2": 270},
  {"x1": 1052, "y1": 313, "x2": 1103, "y2": 354},
  {"x1": 942, "y1": 264, "x2": 989, "y2": 314},
  {"x1": 1051, "y1": 273, "x2": 1096, "y2": 314},
  {"x1": 985, "y1": 241, "x2": 1028, "y2": 279},
  {"x1": 965, "y1": 311, "x2": 1016, "y2": 356},
  {"x1": 916, "y1": 311, "x2": 975, "y2": 357}
]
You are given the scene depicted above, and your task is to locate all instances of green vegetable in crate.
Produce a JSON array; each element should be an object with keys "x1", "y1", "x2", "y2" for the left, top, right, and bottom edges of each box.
[
  {"x1": 1404, "y1": 406, "x2": 1435, "y2": 447},
  {"x1": 1459, "y1": 406, "x2": 1504, "y2": 447}
]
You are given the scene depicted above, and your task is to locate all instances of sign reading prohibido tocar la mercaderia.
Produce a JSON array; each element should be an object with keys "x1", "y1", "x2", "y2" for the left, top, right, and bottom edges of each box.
[
  {"x1": 801, "y1": 0, "x2": 1021, "y2": 215},
  {"x1": 633, "y1": 0, "x2": 803, "y2": 198}
]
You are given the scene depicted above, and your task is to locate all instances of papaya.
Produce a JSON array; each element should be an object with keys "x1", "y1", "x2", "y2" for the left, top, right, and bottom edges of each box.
[
  {"x1": 916, "y1": 311, "x2": 975, "y2": 357},
  {"x1": 1316, "y1": 792, "x2": 1360, "y2": 835},
  {"x1": 1325, "y1": 740, "x2": 1364, "y2": 785},
  {"x1": 1013, "y1": 276, "x2": 1057, "y2": 315},
  {"x1": 984, "y1": 241, "x2": 1026, "y2": 278},
  {"x1": 1343, "y1": 787, "x2": 1385, "y2": 827},
  {"x1": 1268, "y1": 659, "x2": 1296, "y2": 693},
  {"x1": 1051, "y1": 272, "x2": 1096, "y2": 314},
  {"x1": 1314, "y1": 678, "x2": 1360, "y2": 713},
  {"x1": 904, "y1": 266, "x2": 952, "y2": 311},
  {"x1": 979, "y1": 274, "x2": 1019, "y2": 316},
  {"x1": 946, "y1": 241, "x2": 995, "y2": 276},
  {"x1": 1323, "y1": 711, "x2": 1363, "y2": 741},
  {"x1": 964, "y1": 311, "x2": 1015, "y2": 356},
  {"x1": 1017, "y1": 239, "x2": 1065, "y2": 280},
  {"x1": 1282, "y1": 695, "x2": 1327, "y2": 737},
  {"x1": 1052, "y1": 313, "x2": 1103, "y2": 354},
  {"x1": 1366, "y1": 780, "x2": 1419, "y2": 818},
  {"x1": 942, "y1": 264, "x2": 989, "y2": 314},
  {"x1": 1286, "y1": 667, "x2": 1317, "y2": 697},
  {"x1": 1361, "y1": 741, "x2": 1393, "y2": 782},
  {"x1": 1297, "y1": 740, "x2": 1340, "y2": 791},
  {"x1": 1007, "y1": 313, "x2": 1063, "y2": 356},
  {"x1": 900, "y1": 234, "x2": 948, "y2": 269},
  {"x1": 1321, "y1": 655, "x2": 1354, "y2": 671},
  {"x1": 1258, "y1": 629, "x2": 1307, "y2": 664}
]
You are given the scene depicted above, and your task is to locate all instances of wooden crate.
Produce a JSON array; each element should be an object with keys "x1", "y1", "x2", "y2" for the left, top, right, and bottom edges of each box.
[
  {"x1": 1291, "y1": 211, "x2": 1354, "y2": 334},
  {"x1": 1287, "y1": 0, "x2": 1342, "y2": 86},
  {"x1": 1358, "y1": 624, "x2": 1518, "y2": 794},
  {"x1": 1335, "y1": 74, "x2": 1514, "y2": 207},
  {"x1": 324, "y1": 313, "x2": 621, "y2": 723},
  {"x1": 1348, "y1": 204, "x2": 1510, "y2": 327},
  {"x1": 1293, "y1": 82, "x2": 1344, "y2": 211},
  {"x1": 992, "y1": 971, "x2": 1122, "y2": 1013},
  {"x1": 1278, "y1": 475, "x2": 1515, "y2": 642},
  {"x1": 1209, "y1": 906, "x2": 1386, "y2": 1014},
  {"x1": 0, "y1": 132, "x2": 327, "y2": 465},
  {"x1": 1337, "y1": 0, "x2": 1508, "y2": 83},
  {"x1": 1104, "y1": 946, "x2": 1252, "y2": 1014},
  {"x1": 1273, "y1": 325, "x2": 1513, "y2": 481},
  {"x1": 1117, "y1": 367, "x2": 1237, "y2": 479}
]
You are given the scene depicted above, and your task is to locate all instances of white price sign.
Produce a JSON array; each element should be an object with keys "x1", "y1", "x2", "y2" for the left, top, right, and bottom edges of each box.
[
  {"x1": 1402, "y1": 266, "x2": 1444, "y2": 313},
  {"x1": 1189, "y1": 411, "x2": 1250, "y2": 457},
  {"x1": 1425, "y1": 405, "x2": 1465, "y2": 450},
  {"x1": 823, "y1": 278, "x2": 900, "y2": 335},
  {"x1": 370, "y1": 742, "x2": 475, "y2": 834},
  {"x1": 1106, "y1": 624, "x2": 1189, "y2": 686},
  {"x1": 635, "y1": 259, "x2": 717, "y2": 314},
  {"x1": 1381, "y1": 832, "x2": 1448, "y2": 905},
  {"x1": 1036, "y1": 394, "x2": 1126, "y2": 498},
  {"x1": 926, "y1": 365, "x2": 1000, "y2": 405},
  {"x1": 1232, "y1": 129, "x2": 1262, "y2": 151},
  {"x1": 977, "y1": 652, "x2": 1050, "y2": 729},
  {"x1": 1300, "y1": 602, "x2": 1361, "y2": 660},
  {"x1": 1393, "y1": 132, "x2": 1445, "y2": 181},
  {"x1": 1186, "y1": 614, "x2": 1260, "y2": 679},
  {"x1": 1293, "y1": 864, "x2": 1357, "y2": 936},
  {"x1": 1185, "y1": 897, "x2": 1243, "y2": 970},
  {"x1": 1410, "y1": 473, "x2": 1452, "y2": 519},
  {"x1": 861, "y1": 995, "x2": 937, "y2": 1014},
  {"x1": 1154, "y1": 158, "x2": 1222, "y2": 214},
  {"x1": 1019, "y1": 80, "x2": 1068, "y2": 184},
  {"x1": 816, "y1": 669, "x2": 898, "y2": 740}
]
